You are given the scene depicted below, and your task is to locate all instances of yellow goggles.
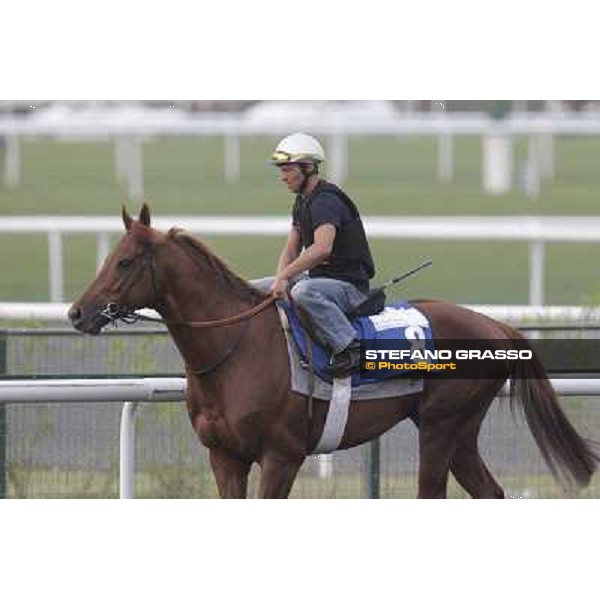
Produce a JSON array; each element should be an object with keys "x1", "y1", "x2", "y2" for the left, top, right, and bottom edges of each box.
[
  {"x1": 270, "y1": 151, "x2": 293, "y2": 164},
  {"x1": 270, "y1": 151, "x2": 319, "y2": 165}
]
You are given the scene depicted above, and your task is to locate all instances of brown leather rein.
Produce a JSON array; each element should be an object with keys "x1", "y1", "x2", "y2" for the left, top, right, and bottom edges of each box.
[
  {"x1": 100, "y1": 294, "x2": 278, "y2": 377},
  {"x1": 97, "y1": 244, "x2": 279, "y2": 376},
  {"x1": 183, "y1": 294, "x2": 277, "y2": 328},
  {"x1": 101, "y1": 294, "x2": 277, "y2": 329}
]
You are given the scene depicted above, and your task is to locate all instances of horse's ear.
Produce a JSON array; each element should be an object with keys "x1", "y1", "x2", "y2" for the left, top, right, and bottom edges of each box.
[
  {"x1": 139, "y1": 203, "x2": 151, "y2": 227},
  {"x1": 122, "y1": 206, "x2": 133, "y2": 231}
]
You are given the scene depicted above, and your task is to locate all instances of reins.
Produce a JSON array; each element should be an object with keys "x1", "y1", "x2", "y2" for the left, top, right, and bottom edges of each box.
[
  {"x1": 97, "y1": 234, "x2": 279, "y2": 377},
  {"x1": 100, "y1": 295, "x2": 277, "y2": 378},
  {"x1": 100, "y1": 242, "x2": 277, "y2": 329},
  {"x1": 102, "y1": 294, "x2": 277, "y2": 329}
]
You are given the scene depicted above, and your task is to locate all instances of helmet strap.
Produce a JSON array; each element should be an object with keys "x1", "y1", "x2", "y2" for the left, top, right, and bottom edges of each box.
[{"x1": 298, "y1": 162, "x2": 318, "y2": 195}]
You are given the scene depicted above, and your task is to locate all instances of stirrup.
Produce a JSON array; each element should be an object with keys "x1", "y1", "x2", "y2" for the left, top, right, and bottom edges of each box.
[{"x1": 327, "y1": 341, "x2": 361, "y2": 378}]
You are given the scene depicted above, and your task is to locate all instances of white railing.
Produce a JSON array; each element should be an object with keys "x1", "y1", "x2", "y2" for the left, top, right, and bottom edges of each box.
[
  {"x1": 3, "y1": 301, "x2": 600, "y2": 324},
  {"x1": 2, "y1": 300, "x2": 599, "y2": 498},
  {"x1": 2, "y1": 215, "x2": 600, "y2": 305},
  {"x1": 0, "y1": 377, "x2": 185, "y2": 499},
  {"x1": 0, "y1": 376, "x2": 598, "y2": 499},
  {"x1": 2, "y1": 112, "x2": 599, "y2": 196}
]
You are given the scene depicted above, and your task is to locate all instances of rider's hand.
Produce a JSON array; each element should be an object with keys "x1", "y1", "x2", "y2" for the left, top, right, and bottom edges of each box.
[{"x1": 269, "y1": 276, "x2": 289, "y2": 298}]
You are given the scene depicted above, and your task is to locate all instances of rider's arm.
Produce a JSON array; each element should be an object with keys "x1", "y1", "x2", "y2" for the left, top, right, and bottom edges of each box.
[
  {"x1": 275, "y1": 227, "x2": 302, "y2": 277},
  {"x1": 277, "y1": 223, "x2": 335, "y2": 280}
]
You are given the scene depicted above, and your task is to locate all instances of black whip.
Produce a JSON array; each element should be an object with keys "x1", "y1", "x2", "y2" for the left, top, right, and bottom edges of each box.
[
  {"x1": 375, "y1": 258, "x2": 433, "y2": 293},
  {"x1": 348, "y1": 258, "x2": 433, "y2": 318}
]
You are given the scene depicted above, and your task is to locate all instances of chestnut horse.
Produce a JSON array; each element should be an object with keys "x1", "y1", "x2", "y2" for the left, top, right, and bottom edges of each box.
[{"x1": 69, "y1": 205, "x2": 598, "y2": 498}]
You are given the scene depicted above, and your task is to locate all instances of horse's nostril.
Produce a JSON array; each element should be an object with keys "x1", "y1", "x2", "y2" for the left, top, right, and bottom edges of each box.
[{"x1": 68, "y1": 306, "x2": 82, "y2": 322}]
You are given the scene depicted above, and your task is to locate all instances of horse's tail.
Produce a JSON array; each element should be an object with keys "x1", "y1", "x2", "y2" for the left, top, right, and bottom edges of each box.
[{"x1": 499, "y1": 322, "x2": 599, "y2": 489}]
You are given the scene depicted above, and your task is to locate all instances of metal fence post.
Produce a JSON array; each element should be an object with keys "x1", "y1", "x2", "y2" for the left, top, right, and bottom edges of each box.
[
  {"x1": 327, "y1": 133, "x2": 347, "y2": 185},
  {"x1": 364, "y1": 438, "x2": 380, "y2": 499},
  {"x1": 438, "y1": 132, "x2": 454, "y2": 183},
  {"x1": 0, "y1": 332, "x2": 7, "y2": 498},
  {"x1": 224, "y1": 133, "x2": 241, "y2": 183},
  {"x1": 96, "y1": 232, "x2": 111, "y2": 272},
  {"x1": 4, "y1": 135, "x2": 21, "y2": 187},
  {"x1": 529, "y1": 240, "x2": 545, "y2": 306},
  {"x1": 127, "y1": 137, "x2": 144, "y2": 202},
  {"x1": 120, "y1": 401, "x2": 139, "y2": 499},
  {"x1": 48, "y1": 230, "x2": 64, "y2": 302}
]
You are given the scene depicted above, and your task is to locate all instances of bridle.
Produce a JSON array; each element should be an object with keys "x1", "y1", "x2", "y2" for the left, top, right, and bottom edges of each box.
[
  {"x1": 97, "y1": 244, "x2": 277, "y2": 376},
  {"x1": 100, "y1": 295, "x2": 276, "y2": 329}
]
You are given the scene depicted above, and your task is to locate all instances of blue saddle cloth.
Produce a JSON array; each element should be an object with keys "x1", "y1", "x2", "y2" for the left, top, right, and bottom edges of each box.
[{"x1": 278, "y1": 300, "x2": 435, "y2": 386}]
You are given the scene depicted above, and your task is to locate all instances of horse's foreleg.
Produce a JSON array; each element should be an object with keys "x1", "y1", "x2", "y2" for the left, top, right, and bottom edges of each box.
[
  {"x1": 209, "y1": 448, "x2": 252, "y2": 499},
  {"x1": 257, "y1": 453, "x2": 305, "y2": 499}
]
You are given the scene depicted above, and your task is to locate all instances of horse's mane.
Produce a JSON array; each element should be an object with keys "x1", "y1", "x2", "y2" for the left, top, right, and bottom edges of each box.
[{"x1": 167, "y1": 228, "x2": 265, "y2": 303}]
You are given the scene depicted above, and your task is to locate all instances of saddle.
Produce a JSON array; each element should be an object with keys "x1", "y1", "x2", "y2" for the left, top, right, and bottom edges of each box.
[
  {"x1": 347, "y1": 288, "x2": 386, "y2": 319},
  {"x1": 277, "y1": 299, "x2": 435, "y2": 387}
]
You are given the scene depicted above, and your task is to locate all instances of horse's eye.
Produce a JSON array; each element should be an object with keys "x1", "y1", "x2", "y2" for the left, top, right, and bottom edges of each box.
[{"x1": 117, "y1": 257, "x2": 134, "y2": 269}]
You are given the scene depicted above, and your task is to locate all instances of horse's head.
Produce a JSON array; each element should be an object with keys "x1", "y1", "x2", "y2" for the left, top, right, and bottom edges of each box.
[{"x1": 69, "y1": 203, "x2": 163, "y2": 334}]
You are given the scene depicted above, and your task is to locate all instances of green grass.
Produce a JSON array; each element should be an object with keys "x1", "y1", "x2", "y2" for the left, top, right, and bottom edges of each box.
[
  {"x1": 6, "y1": 465, "x2": 599, "y2": 499},
  {"x1": 1, "y1": 135, "x2": 600, "y2": 304},
  {"x1": 3, "y1": 234, "x2": 596, "y2": 305},
  {"x1": 2, "y1": 134, "x2": 600, "y2": 499}
]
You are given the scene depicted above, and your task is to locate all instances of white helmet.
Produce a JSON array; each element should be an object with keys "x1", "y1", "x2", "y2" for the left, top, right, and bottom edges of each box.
[{"x1": 270, "y1": 132, "x2": 325, "y2": 166}]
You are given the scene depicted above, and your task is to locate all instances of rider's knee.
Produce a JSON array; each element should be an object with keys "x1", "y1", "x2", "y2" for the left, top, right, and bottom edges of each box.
[
  {"x1": 290, "y1": 279, "x2": 319, "y2": 305},
  {"x1": 249, "y1": 276, "x2": 273, "y2": 294}
]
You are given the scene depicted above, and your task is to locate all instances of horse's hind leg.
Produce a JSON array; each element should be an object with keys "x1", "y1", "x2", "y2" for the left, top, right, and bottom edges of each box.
[
  {"x1": 416, "y1": 420, "x2": 459, "y2": 498},
  {"x1": 420, "y1": 423, "x2": 503, "y2": 498},
  {"x1": 450, "y1": 445, "x2": 504, "y2": 499},
  {"x1": 414, "y1": 381, "x2": 493, "y2": 499},
  {"x1": 449, "y1": 419, "x2": 504, "y2": 498},
  {"x1": 415, "y1": 408, "x2": 462, "y2": 498},
  {"x1": 449, "y1": 393, "x2": 505, "y2": 498}
]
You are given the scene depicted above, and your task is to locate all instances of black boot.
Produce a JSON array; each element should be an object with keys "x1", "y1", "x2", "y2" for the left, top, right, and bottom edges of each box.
[{"x1": 327, "y1": 339, "x2": 362, "y2": 378}]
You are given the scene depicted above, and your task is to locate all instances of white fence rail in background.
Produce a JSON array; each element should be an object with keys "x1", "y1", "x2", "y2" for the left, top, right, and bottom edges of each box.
[
  {"x1": 2, "y1": 215, "x2": 600, "y2": 305},
  {"x1": 3, "y1": 301, "x2": 600, "y2": 324},
  {"x1": 2, "y1": 112, "x2": 600, "y2": 195},
  {"x1": 0, "y1": 377, "x2": 598, "y2": 499},
  {"x1": 1, "y1": 301, "x2": 599, "y2": 498},
  {"x1": 0, "y1": 378, "x2": 185, "y2": 499}
]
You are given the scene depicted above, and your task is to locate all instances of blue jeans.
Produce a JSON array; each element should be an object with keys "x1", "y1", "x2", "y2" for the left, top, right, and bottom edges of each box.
[{"x1": 250, "y1": 274, "x2": 367, "y2": 354}]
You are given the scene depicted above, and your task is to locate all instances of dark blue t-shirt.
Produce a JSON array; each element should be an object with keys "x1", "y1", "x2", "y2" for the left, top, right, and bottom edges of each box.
[
  {"x1": 291, "y1": 181, "x2": 375, "y2": 292},
  {"x1": 292, "y1": 191, "x2": 353, "y2": 232}
]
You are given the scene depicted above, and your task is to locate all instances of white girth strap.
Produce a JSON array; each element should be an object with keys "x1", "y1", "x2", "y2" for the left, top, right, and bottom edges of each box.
[{"x1": 312, "y1": 376, "x2": 352, "y2": 454}]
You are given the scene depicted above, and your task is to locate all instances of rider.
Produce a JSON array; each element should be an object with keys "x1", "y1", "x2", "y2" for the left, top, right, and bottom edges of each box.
[{"x1": 253, "y1": 132, "x2": 377, "y2": 377}]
